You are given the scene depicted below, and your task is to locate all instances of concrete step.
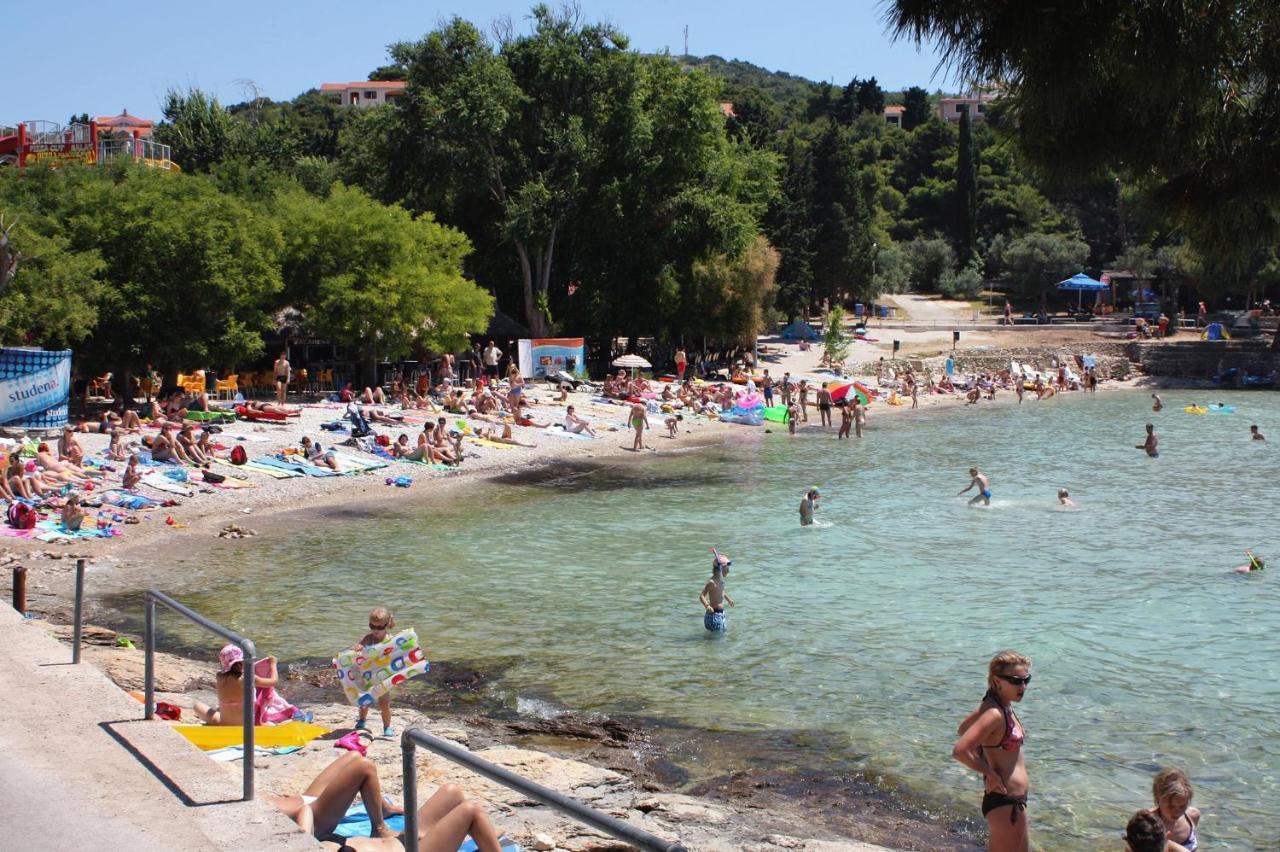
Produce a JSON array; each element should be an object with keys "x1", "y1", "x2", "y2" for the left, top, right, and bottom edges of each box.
[{"x1": 0, "y1": 605, "x2": 321, "y2": 851}]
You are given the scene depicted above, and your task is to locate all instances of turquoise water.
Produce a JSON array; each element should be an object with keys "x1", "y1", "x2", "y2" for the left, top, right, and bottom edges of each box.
[{"x1": 137, "y1": 391, "x2": 1279, "y2": 849}]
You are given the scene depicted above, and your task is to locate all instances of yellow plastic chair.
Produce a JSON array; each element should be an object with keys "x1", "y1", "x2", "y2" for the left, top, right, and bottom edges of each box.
[{"x1": 214, "y1": 373, "x2": 239, "y2": 399}]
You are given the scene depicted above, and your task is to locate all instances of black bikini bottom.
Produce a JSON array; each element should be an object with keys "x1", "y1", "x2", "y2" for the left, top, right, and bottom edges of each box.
[{"x1": 982, "y1": 791, "x2": 1027, "y2": 824}]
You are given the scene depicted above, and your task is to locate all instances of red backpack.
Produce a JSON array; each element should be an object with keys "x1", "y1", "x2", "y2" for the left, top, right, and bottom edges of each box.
[
  {"x1": 229, "y1": 445, "x2": 248, "y2": 465},
  {"x1": 7, "y1": 502, "x2": 36, "y2": 530}
]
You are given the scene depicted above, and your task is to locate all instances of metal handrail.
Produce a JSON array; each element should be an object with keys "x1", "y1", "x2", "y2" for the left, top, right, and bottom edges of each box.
[
  {"x1": 144, "y1": 589, "x2": 256, "y2": 800},
  {"x1": 401, "y1": 729, "x2": 686, "y2": 852}
]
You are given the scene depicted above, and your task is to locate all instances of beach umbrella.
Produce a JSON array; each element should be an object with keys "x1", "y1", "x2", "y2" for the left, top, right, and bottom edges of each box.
[
  {"x1": 1056, "y1": 272, "x2": 1108, "y2": 309},
  {"x1": 828, "y1": 382, "x2": 870, "y2": 405},
  {"x1": 611, "y1": 353, "x2": 651, "y2": 379}
]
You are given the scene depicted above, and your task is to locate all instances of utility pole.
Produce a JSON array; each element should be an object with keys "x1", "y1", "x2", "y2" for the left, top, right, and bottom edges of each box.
[{"x1": 683, "y1": 25, "x2": 689, "y2": 59}]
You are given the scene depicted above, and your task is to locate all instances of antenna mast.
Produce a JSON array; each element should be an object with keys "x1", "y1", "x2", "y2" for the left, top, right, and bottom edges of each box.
[{"x1": 683, "y1": 25, "x2": 689, "y2": 58}]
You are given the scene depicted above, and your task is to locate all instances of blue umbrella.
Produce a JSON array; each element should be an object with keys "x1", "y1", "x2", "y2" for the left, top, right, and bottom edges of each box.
[{"x1": 1056, "y1": 272, "x2": 1108, "y2": 308}]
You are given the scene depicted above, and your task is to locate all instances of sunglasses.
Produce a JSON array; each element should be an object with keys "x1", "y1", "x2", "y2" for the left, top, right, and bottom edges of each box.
[
  {"x1": 369, "y1": 622, "x2": 389, "y2": 631},
  {"x1": 998, "y1": 674, "x2": 1032, "y2": 687}
]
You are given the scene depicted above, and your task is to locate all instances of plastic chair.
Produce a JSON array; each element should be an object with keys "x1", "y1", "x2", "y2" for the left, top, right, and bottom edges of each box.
[
  {"x1": 214, "y1": 373, "x2": 239, "y2": 400},
  {"x1": 88, "y1": 373, "x2": 113, "y2": 398},
  {"x1": 181, "y1": 371, "x2": 206, "y2": 395}
]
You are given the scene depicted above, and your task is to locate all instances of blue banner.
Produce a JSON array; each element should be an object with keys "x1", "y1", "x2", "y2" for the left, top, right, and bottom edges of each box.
[{"x1": 0, "y1": 348, "x2": 72, "y2": 429}]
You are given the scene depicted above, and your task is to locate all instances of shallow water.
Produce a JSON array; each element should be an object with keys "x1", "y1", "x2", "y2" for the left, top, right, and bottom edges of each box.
[{"x1": 134, "y1": 390, "x2": 1280, "y2": 849}]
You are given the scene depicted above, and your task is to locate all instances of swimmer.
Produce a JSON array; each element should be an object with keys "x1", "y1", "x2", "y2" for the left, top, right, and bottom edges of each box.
[
  {"x1": 799, "y1": 487, "x2": 820, "y2": 526},
  {"x1": 699, "y1": 551, "x2": 734, "y2": 632},
  {"x1": 1123, "y1": 811, "x2": 1167, "y2": 852},
  {"x1": 1250, "y1": 424, "x2": 1265, "y2": 441},
  {"x1": 1151, "y1": 393, "x2": 1163, "y2": 412},
  {"x1": 664, "y1": 413, "x2": 683, "y2": 438},
  {"x1": 1057, "y1": 488, "x2": 1074, "y2": 507},
  {"x1": 1147, "y1": 767, "x2": 1201, "y2": 851},
  {"x1": 786, "y1": 401, "x2": 800, "y2": 435},
  {"x1": 958, "y1": 467, "x2": 992, "y2": 506},
  {"x1": 1136, "y1": 423, "x2": 1159, "y2": 457},
  {"x1": 1232, "y1": 549, "x2": 1265, "y2": 573}
]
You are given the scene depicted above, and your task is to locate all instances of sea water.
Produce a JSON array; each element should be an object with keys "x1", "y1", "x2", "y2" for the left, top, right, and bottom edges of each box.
[{"x1": 135, "y1": 391, "x2": 1280, "y2": 849}]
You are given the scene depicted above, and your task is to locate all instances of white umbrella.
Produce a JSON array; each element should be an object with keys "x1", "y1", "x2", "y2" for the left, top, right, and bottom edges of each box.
[{"x1": 611, "y1": 353, "x2": 651, "y2": 380}]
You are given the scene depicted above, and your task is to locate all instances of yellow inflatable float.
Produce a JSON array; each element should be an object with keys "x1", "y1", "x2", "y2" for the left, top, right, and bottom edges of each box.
[
  {"x1": 173, "y1": 720, "x2": 329, "y2": 750},
  {"x1": 1184, "y1": 405, "x2": 1208, "y2": 415}
]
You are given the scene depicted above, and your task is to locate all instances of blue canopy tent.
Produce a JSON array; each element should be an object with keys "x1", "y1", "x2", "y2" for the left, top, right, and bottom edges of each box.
[{"x1": 1056, "y1": 272, "x2": 1109, "y2": 309}]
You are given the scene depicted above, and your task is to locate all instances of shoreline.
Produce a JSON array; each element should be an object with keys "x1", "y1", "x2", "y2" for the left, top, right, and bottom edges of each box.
[{"x1": 0, "y1": 343, "x2": 1204, "y2": 850}]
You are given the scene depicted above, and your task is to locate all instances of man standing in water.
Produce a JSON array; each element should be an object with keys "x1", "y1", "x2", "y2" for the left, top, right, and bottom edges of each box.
[
  {"x1": 699, "y1": 552, "x2": 734, "y2": 631},
  {"x1": 1250, "y1": 424, "x2": 1265, "y2": 441},
  {"x1": 958, "y1": 467, "x2": 992, "y2": 506},
  {"x1": 838, "y1": 402, "x2": 853, "y2": 439},
  {"x1": 1151, "y1": 393, "x2": 1163, "y2": 412},
  {"x1": 799, "y1": 487, "x2": 821, "y2": 526},
  {"x1": 1136, "y1": 423, "x2": 1159, "y2": 457},
  {"x1": 629, "y1": 400, "x2": 649, "y2": 451}
]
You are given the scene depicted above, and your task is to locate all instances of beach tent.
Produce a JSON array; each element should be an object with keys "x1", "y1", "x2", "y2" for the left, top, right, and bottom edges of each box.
[
  {"x1": 781, "y1": 320, "x2": 818, "y2": 341},
  {"x1": 1057, "y1": 272, "x2": 1108, "y2": 309}
]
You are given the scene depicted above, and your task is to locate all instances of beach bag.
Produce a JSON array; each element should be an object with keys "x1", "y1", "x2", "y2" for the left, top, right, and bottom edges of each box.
[
  {"x1": 229, "y1": 445, "x2": 248, "y2": 465},
  {"x1": 7, "y1": 502, "x2": 36, "y2": 530},
  {"x1": 201, "y1": 470, "x2": 226, "y2": 484},
  {"x1": 375, "y1": 434, "x2": 390, "y2": 447}
]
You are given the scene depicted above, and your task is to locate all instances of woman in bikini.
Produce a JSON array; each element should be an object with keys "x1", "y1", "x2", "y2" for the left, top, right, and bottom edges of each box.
[
  {"x1": 264, "y1": 751, "x2": 503, "y2": 851},
  {"x1": 954, "y1": 650, "x2": 1031, "y2": 851},
  {"x1": 1147, "y1": 767, "x2": 1200, "y2": 851}
]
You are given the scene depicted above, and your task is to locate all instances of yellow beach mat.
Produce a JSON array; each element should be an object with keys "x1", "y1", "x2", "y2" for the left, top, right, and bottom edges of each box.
[
  {"x1": 174, "y1": 720, "x2": 329, "y2": 751},
  {"x1": 470, "y1": 437, "x2": 519, "y2": 450}
]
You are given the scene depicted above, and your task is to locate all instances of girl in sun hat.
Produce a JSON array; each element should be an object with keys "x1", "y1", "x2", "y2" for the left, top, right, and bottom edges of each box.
[{"x1": 193, "y1": 644, "x2": 279, "y2": 726}]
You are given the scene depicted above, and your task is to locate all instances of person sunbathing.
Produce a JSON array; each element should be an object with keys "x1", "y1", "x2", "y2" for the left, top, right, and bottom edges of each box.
[
  {"x1": 392, "y1": 434, "x2": 430, "y2": 462},
  {"x1": 58, "y1": 426, "x2": 86, "y2": 466},
  {"x1": 150, "y1": 425, "x2": 190, "y2": 465},
  {"x1": 477, "y1": 424, "x2": 535, "y2": 447},
  {"x1": 177, "y1": 425, "x2": 210, "y2": 466},
  {"x1": 105, "y1": 430, "x2": 131, "y2": 461},
  {"x1": 264, "y1": 751, "x2": 503, "y2": 852},
  {"x1": 123, "y1": 455, "x2": 143, "y2": 490},
  {"x1": 61, "y1": 494, "x2": 86, "y2": 531},
  {"x1": 9, "y1": 454, "x2": 53, "y2": 498},
  {"x1": 36, "y1": 443, "x2": 94, "y2": 482},
  {"x1": 563, "y1": 406, "x2": 596, "y2": 436},
  {"x1": 192, "y1": 645, "x2": 276, "y2": 726},
  {"x1": 360, "y1": 386, "x2": 387, "y2": 405},
  {"x1": 300, "y1": 437, "x2": 340, "y2": 471},
  {"x1": 936, "y1": 376, "x2": 955, "y2": 393},
  {"x1": 242, "y1": 400, "x2": 297, "y2": 416}
]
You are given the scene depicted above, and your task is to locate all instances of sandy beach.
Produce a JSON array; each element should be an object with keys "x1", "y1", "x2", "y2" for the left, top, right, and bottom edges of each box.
[{"x1": 1, "y1": 321, "x2": 1154, "y2": 851}]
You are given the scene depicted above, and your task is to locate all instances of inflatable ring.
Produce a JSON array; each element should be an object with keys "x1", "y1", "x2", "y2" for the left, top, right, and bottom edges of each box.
[{"x1": 1184, "y1": 405, "x2": 1207, "y2": 415}]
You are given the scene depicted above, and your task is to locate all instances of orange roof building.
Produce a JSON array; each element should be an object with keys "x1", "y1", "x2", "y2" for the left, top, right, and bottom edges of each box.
[
  {"x1": 96, "y1": 109, "x2": 155, "y2": 137},
  {"x1": 320, "y1": 81, "x2": 406, "y2": 108}
]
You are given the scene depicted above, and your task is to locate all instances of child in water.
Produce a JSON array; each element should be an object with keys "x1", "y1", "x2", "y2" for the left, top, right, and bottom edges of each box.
[
  {"x1": 354, "y1": 607, "x2": 397, "y2": 737},
  {"x1": 1057, "y1": 488, "x2": 1074, "y2": 507},
  {"x1": 1232, "y1": 549, "x2": 1265, "y2": 573},
  {"x1": 699, "y1": 552, "x2": 735, "y2": 632}
]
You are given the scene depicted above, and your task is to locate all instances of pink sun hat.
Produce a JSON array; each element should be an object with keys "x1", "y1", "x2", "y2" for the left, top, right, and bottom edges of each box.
[{"x1": 218, "y1": 644, "x2": 244, "y2": 673}]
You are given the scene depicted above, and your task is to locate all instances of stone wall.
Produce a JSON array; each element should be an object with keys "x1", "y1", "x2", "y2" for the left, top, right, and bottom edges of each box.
[
  {"x1": 1129, "y1": 340, "x2": 1280, "y2": 380},
  {"x1": 854, "y1": 342, "x2": 1134, "y2": 379}
]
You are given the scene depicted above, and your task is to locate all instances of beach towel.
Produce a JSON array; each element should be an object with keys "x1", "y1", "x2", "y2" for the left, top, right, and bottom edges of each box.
[
  {"x1": 541, "y1": 425, "x2": 595, "y2": 441},
  {"x1": 330, "y1": 452, "x2": 389, "y2": 473},
  {"x1": 141, "y1": 472, "x2": 195, "y2": 496},
  {"x1": 183, "y1": 410, "x2": 236, "y2": 423},
  {"x1": 333, "y1": 804, "x2": 521, "y2": 850},
  {"x1": 252, "y1": 456, "x2": 341, "y2": 477},
  {"x1": 237, "y1": 460, "x2": 303, "y2": 479},
  {"x1": 205, "y1": 745, "x2": 303, "y2": 763},
  {"x1": 254, "y1": 685, "x2": 299, "y2": 725},
  {"x1": 35, "y1": 520, "x2": 119, "y2": 541},
  {"x1": 469, "y1": 437, "x2": 519, "y2": 450},
  {"x1": 0, "y1": 525, "x2": 35, "y2": 539},
  {"x1": 174, "y1": 720, "x2": 329, "y2": 751},
  {"x1": 101, "y1": 490, "x2": 160, "y2": 510},
  {"x1": 208, "y1": 475, "x2": 254, "y2": 489}
]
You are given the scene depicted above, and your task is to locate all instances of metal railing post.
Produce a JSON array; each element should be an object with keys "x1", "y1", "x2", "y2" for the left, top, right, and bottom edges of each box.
[
  {"x1": 143, "y1": 589, "x2": 257, "y2": 800},
  {"x1": 241, "y1": 637, "x2": 256, "y2": 801},
  {"x1": 144, "y1": 598, "x2": 155, "y2": 720},
  {"x1": 72, "y1": 559, "x2": 85, "y2": 664},
  {"x1": 400, "y1": 729, "x2": 686, "y2": 851},
  {"x1": 401, "y1": 734, "x2": 419, "y2": 849}
]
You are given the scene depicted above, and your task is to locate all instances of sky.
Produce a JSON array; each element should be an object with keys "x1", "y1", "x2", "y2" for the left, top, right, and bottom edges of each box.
[{"x1": 5, "y1": 0, "x2": 950, "y2": 125}]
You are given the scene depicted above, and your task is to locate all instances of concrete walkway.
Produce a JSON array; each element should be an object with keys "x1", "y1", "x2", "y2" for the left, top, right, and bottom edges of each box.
[{"x1": 0, "y1": 604, "x2": 319, "y2": 851}]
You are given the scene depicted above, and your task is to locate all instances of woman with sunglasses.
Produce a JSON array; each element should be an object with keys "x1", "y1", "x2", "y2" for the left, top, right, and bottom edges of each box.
[
  {"x1": 353, "y1": 607, "x2": 397, "y2": 737},
  {"x1": 954, "y1": 650, "x2": 1032, "y2": 851}
]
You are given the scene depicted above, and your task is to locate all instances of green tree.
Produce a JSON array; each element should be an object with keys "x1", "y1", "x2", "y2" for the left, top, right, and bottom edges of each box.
[
  {"x1": 955, "y1": 106, "x2": 978, "y2": 263},
  {"x1": 687, "y1": 235, "x2": 779, "y2": 344},
  {"x1": 822, "y1": 306, "x2": 850, "y2": 364},
  {"x1": 153, "y1": 88, "x2": 242, "y2": 173},
  {"x1": 901, "y1": 86, "x2": 931, "y2": 131},
  {"x1": 0, "y1": 212, "x2": 104, "y2": 348},
  {"x1": 903, "y1": 237, "x2": 956, "y2": 292},
  {"x1": 65, "y1": 164, "x2": 284, "y2": 377},
  {"x1": 996, "y1": 232, "x2": 1090, "y2": 314},
  {"x1": 887, "y1": 1, "x2": 1280, "y2": 265},
  {"x1": 273, "y1": 184, "x2": 491, "y2": 383}
]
